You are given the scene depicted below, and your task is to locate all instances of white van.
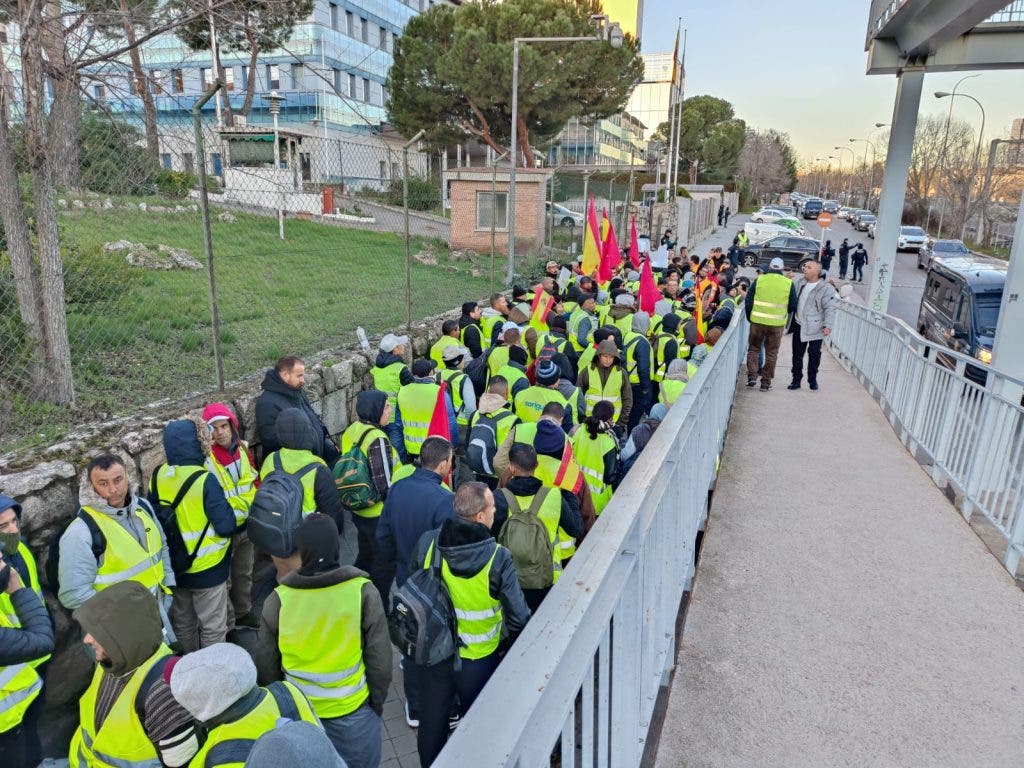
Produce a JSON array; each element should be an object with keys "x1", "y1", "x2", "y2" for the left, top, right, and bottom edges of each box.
[{"x1": 744, "y1": 222, "x2": 801, "y2": 244}]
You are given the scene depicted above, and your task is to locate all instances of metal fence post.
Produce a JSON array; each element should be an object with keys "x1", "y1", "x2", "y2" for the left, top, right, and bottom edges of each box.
[
  {"x1": 402, "y1": 130, "x2": 425, "y2": 336},
  {"x1": 193, "y1": 81, "x2": 225, "y2": 390}
]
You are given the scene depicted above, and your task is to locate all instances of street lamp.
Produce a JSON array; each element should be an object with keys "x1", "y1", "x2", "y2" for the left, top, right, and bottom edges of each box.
[
  {"x1": 507, "y1": 15, "x2": 623, "y2": 285},
  {"x1": 834, "y1": 145, "x2": 856, "y2": 204},
  {"x1": 935, "y1": 90, "x2": 986, "y2": 240},
  {"x1": 267, "y1": 90, "x2": 285, "y2": 240},
  {"x1": 849, "y1": 137, "x2": 879, "y2": 209}
]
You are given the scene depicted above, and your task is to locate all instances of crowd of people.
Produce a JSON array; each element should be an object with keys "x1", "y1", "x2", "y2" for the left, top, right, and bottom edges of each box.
[{"x1": 1, "y1": 231, "x2": 821, "y2": 768}]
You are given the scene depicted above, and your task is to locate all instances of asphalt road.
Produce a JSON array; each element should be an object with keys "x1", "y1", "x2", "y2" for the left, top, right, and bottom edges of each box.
[{"x1": 800, "y1": 215, "x2": 927, "y2": 328}]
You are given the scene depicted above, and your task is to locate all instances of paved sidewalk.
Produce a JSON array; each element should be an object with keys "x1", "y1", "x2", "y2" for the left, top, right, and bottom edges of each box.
[{"x1": 655, "y1": 341, "x2": 1024, "y2": 768}]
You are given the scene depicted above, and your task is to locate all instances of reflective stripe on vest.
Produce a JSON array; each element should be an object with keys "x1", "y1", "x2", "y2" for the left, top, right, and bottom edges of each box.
[
  {"x1": 487, "y1": 346, "x2": 511, "y2": 378},
  {"x1": 205, "y1": 448, "x2": 258, "y2": 525},
  {"x1": 397, "y1": 381, "x2": 441, "y2": 454},
  {"x1": 750, "y1": 273, "x2": 792, "y2": 326},
  {"x1": 0, "y1": 541, "x2": 51, "y2": 667},
  {"x1": 427, "y1": 543, "x2": 502, "y2": 660},
  {"x1": 371, "y1": 362, "x2": 407, "y2": 423},
  {"x1": 80, "y1": 505, "x2": 166, "y2": 595},
  {"x1": 567, "y1": 308, "x2": 593, "y2": 352},
  {"x1": 480, "y1": 315, "x2": 503, "y2": 350},
  {"x1": 513, "y1": 386, "x2": 567, "y2": 424},
  {"x1": 438, "y1": 369, "x2": 470, "y2": 426},
  {"x1": 623, "y1": 332, "x2": 651, "y2": 385},
  {"x1": 430, "y1": 336, "x2": 460, "y2": 366},
  {"x1": 259, "y1": 449, "x2": 326, "y2": 515},
  {"x1": 276, "y1": 579, "x2": 370, "y2": 718},
  {"x1": 68, "y1": 645, "x2": 171, "y2": 768},
  {"x1": 154, "y1": 465, "x2": 230, "y2": 575},
  {"x1": 572, "y1": 429, "x2": 616, "y2": 516},
  {"x1": 190, "y1": 682, "x2": 318, "y2": 768},
  {"x1": 651, "y1": 334, "x2": 675, "y2": 382},
  {"x1": 584, "y1": 366, "x2": 624, "y2": 421}
]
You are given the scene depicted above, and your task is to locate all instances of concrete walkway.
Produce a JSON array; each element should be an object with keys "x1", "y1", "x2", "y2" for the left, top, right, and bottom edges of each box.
[{"x1": 655, "y1": 341, "x2": 1024, "y2": 768}]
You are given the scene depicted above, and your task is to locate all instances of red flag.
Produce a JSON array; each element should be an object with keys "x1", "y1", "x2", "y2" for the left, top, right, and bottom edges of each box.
[
  {"x1": 427, "y1": 380, "x2": 451, "y2": 443},
  {"x1": 599, "y1": 218, "x2": 621, "y2": 284},
  {"x1": 628, "y1": 217, "x2": 640, "y2": 270},
  {"x1": 638, "y1": 256, "x2": 661, "y2": 315}
]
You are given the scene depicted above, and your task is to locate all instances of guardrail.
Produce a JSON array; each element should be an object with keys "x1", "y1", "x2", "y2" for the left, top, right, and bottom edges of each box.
[
  {"x1": 435, "y1": 314, "x2": 748, "y2": 767},
  {"x1": 827, "y1": 301, "x2": 1024, "y2": 574}
]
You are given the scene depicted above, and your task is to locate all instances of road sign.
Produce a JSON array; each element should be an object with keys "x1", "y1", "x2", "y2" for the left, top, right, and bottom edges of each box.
[{"x1": 817, "y1": 212, "x2": 833, "y2": 228}]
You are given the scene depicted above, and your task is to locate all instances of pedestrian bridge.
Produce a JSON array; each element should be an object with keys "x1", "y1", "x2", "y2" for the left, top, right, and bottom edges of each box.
[{"x1": 434, "y1": 302, "x2": 1024, "y2": 767}]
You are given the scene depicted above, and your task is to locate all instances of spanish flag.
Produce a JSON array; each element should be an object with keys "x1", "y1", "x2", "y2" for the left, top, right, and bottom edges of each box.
[
  {"x1": 581, "y1": 195, "x2": 602, "y2": 278},
  {"x1": 528, "y1": 288, "x2": 555, "y2": 331}
]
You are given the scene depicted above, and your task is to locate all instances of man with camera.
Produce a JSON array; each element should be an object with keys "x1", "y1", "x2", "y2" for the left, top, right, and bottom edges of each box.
[{"x1": 0, "y1": 494, "x2": 55, "y2": 767}]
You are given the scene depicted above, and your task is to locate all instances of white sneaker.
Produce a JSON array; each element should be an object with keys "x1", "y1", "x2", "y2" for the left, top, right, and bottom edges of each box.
[{"x1": 405, "y1": 701, "x2": 420, "y2": 729}]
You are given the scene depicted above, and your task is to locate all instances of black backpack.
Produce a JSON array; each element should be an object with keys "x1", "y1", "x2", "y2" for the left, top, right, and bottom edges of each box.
[
  {"x1": 465, "y1": 411, "x2": 510, "y2": 477},
  {"x1": 389, "y1": 535, "x2": 459, "y2": 667},
  {"x1": 149, "y1": 466, "x2": 206, "y2": 575},
  {"x1": 44, "y1": 510, "x2": 105, "y2": 592},
  {"x1": 464, "y1": 348, "x2": 491, "y2": 397},
  {"x1": 248, "y1": 453, "x2": 318, "y2": 558}
]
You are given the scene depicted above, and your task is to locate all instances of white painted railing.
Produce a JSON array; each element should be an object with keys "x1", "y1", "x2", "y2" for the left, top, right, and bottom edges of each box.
[
  {"x1": 435, "y1": 315, "x2": 748, "y2": 767},
  {"x1": 828, "y1": 302, "x2": 1024, "y2": 573}
]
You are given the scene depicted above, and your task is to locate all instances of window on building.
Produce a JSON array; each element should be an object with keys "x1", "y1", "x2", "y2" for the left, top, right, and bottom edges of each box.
[
  {"x1": 223, "y1": 66, "x2": 234, "y2": 91},
  {"x1": 362, "y1": 77, "x2": 370, "y2": 102},
  {"x1": 182, "y1": 152, "x2": 195, "y2": 171},
  {"x1": 150, "y1": 69, "x2": 164, "y2": 94},
  {"x1": 93, "y1": 84, "x2": 106, "y2": 100},
  {"x1": 240, "y1": 66, "x2": 248, "y2": 90},
  {"x1": 291, "y1": 63, "x2": 304, "y2": 89},
  {"x1": 172, "y1": 68, "x2": 184, "y2": 93},
  {"x1": 330, "y1": 2, "x2": 339, "y2": 29},
  {"x1": 477, "y1": 192, "x2": 508, "y2": 229},
  {"x1": 379, "y1": 160, "x2": 386, "y2": 180},
  {"x1": 346, "y1": 11, "x2": 354, "y2": 36},
  {"x1": 332, "y1": 68, "x2": 342, "y2": 94},
  {"x1": 348, "y1": 73, "x2": 356, "y2": 99},
  {"x1": 267, "y1": 64, "x2": 280, "y2": 90},
  {"x1": 201, "y1": 67, "x2": 213, "y2": 89},
  {"x1": 0, "y1": 24, "x2": 7, "y2": 44},
  {"x1": 161, "y1": 153, "x2": 172, "y2": 169},
  {"x1": 379, "y1": 25, "x2": 387, "y2": 49},
  {"x1": 360, "y1": 17, "x2": 369, "y2": 43}
]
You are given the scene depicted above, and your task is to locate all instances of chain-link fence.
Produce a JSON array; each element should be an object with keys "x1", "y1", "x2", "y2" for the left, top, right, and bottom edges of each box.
[
  {"x1": 1, "y1": 90, "x2": 555, "y2": 452},
  {"x1": 541, "y1": 168, "x2": 643, "y2": 260}
]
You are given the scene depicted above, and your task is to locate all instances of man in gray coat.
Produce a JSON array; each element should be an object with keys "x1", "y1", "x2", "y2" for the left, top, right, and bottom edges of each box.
[{"x1": 788, "y1": 259, "x2": 838, "y2": 391}]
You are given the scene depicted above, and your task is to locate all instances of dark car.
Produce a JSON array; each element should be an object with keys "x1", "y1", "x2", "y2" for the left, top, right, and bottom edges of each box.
[
  {"x1": 854, "y1": 214, "x2": 875, "y2": 232},
  {"x1": 917, "y1": 238, "x2": 971, "y2": 270},
  {"x1": 917, "y1": 256, "x2": 1004, "y2": 383},
  {"x1": 801, "y1": 199, "x2": 824, "y2": 219},
  {"x1": 741, "y1": 235, "x2": 821, "y2": 271},
  {"x1": 822, "y1": 200, "x2": 840, "y2": 214}
]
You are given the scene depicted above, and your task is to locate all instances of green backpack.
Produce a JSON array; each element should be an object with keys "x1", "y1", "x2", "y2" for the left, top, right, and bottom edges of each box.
[
  {"x1": 334, "y1": 429, "x2": 381, "y2": 511},
  {"x1": 498, "y1": 488, "x2": 556, "y2": 590}
]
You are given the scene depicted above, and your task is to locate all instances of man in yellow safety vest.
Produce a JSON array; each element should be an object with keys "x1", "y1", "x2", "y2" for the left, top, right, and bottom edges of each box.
[
  {"x1": 371, "y1": 333, "x2": 414, "y2": 461},
  {"x1": 744, "y1": 257, "x2": 797, "y2": 391},
  {"x1": 396, "y1": 359, "x2": 458, "y2": 461},
  {"x1": 577, "y1": 339, "x2": 633, "y2": 433}
]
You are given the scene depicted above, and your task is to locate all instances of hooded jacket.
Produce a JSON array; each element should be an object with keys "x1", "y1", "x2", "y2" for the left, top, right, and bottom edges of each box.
[
  {"x1": 347, "y1": 390, "x2": 396, "y2": 499},
  {"x1": 153, "y1": 420, "x2": 238, "y2": 589},
  {"x1": 203, "y1": 404, "x2": 261, "y2": 491},
  {"x1": 376, "y1": 467, "x2": 455, "y2": 587},
  {"x1": 59, "y1": 482, "x2": 176, "y2": 611},
  {"x1": 412, "y1": 517, "x2": 530, "y2": 640},
  {"x1": 576, "y1": 340, "x2": 633, "y2": 426},
  {"x1": 270, "y1": 409, "x2": 345, "y2": 531},
  {"x1": 0, "y1": 494, "x2": 55, "y2": 666},
  {"x1": 491, "y1": 475, "x2": 583, "y2": 544},
  {"x1": 459, "y1": 315, "x2": 485, "y2": 359},
  {"x1": 256, "y1": 563, "x2": 392, "y2": 716},
  {"x1": 255, "y1": 368, "x2": 340, "y2": 466},
  {"x1": 372, "y1": 350, "x2": 414, "y2": 386}
]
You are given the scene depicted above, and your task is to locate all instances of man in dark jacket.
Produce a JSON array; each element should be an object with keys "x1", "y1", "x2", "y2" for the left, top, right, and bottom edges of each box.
[
  {"x1": 492, "y1": 444, "x2": 583, "y2": 611},
  {"x1": 838, "y1": 238, "x2": 851, "y2": 279},
  {"x1": 376, "y1": 436, "x2": 455, "y2": 730},
  {"x1": 458, "y1": 301, "x2": 486, "y2": 359},
  {"x1": 152, "y1": 419, "x2": 238, "y2": 651},
  {"x1": 412, "y1": 481, "x2": 531, "y2": 766},
  {"x1": 255, "y1": 355, "x2": 340, "y2": 467},
  {"x1": 0, "y1": 495, "x2": 54, "y2": 767},
  {"x1": 851, "y1": 242, "x2": 869, "y2": 282},
  {"x1": 256, "y1": 514, "x2": 392, "y2": 768}
]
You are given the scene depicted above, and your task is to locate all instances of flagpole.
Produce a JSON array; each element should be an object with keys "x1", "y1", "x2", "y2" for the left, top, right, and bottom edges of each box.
[
  {"x1": 665, "y1": 20, "x2": 681, "y2": 202},
  {"x1": 671, "y1": 25, "x2": 686, "y2": 194}
]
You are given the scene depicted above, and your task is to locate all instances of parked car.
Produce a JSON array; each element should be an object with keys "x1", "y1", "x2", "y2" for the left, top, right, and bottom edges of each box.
[
  {"x1": 917, "y1": 238, "x2": 971, "y2": 270},
  {"x1": 742, "y1": 235, "x2": 821, "y2": 271},
  {"x1": 855, "y1": 214, "x2": 876, "y2": 232},
  {"x1": 751, "y1": 207, "x2": 791, "y2": 224},
  {"x1": 774, "y1": 205, "x2": 798, "y2": 217},
  {"x1": 822, "y1": 200, "x2": 840, "y2": 213},
  {"x1": 897, "y1": 225, "x2": 927, "y2": 251},
  {"x1": 917, "y1": 255, "x2": 1004, "y2": 382},
  {"x1": 849, "y1": 209, "x2": 873, "y2": 228},
  {"x1": 837, "y1": 206, "x2": 855, "y2": 220},
  {"x1": 801, "y1": 199, "x2": 824, "y2": 219},
  {"x1": 546, "y1": 202, "x2": 584, "y2": 227},
  {"x1": 743, "y1": 222, "x2": 796, "y2": 244}
]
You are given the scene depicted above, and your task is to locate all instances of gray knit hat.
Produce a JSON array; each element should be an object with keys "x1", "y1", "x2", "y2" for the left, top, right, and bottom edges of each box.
[
  {"x1": 614, "y1": 293, "x2": 635, "y2": 306},
  {"x1": 244, "y1": 720, "x2": 346, "y2": 767},
  {"x1": 170, "y1": 643, "x2": 257, "y2": 722},
  {"x1": 536, "y1": 359, "x2": 560, "y2": 386}
]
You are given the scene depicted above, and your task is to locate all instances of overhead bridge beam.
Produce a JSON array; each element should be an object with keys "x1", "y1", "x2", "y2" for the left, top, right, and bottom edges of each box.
[
  {"x1": 869, "y1": 0, "x2": 1009, "y2": 58},
  {"x1": 866, "y1": 32, "x2": 1024, "y2": 73}
]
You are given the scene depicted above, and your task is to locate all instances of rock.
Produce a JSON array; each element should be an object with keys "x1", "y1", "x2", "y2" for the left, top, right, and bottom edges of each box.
[
  {"x1": 328, "y1": 360, "x2": 354, "y2": 390},
  {"x1": 88, "y1": 200, "x2": 103, "y2": 209},
  {"x1": 121, "y1": 201, "x2": 137, "y2": 210},
  {"x1": 156, "y1": 244, "x2": 202, "y2": 270},
  {"x1": 350, "y1": 354, "x2": 370, "y2": 382},
  {"x1": 71, "y1": 199, "x2": 84, "y2": 209},
  {"x1": 413, "y1": 252, "x2": 438, "y2": 266},
  {"x1": 138, "y1": 202, "x2": 147, "y2": 212},
  {"x1": 411, "y1": 335, "x2": 429, "y2": 357},
  {"x1": 0, "y1": 460, "x2": 77, "y2": 499},
  {"x1": 471, "y1": 268, "x2": 485, "y2": 278},
  {"x1": 0, "y1": 461, "x2": 78, "y2": 548},
  {"x1": 120, "y1": 428, "x2": 162, "y2": 456},
  {"x1": 57, "y1": 199, "x2": 67, "y2": 208},
  {"x1": 319, "y1": 389, "x2": 350, "y2": 436},
  {"x1": 190, "y1": 204, "x2": 199, "y2": 212},
  {"x1": 102, "y1": 198, "x2": 113, "y2": 209},
  {"x1": 233, "y1": 392, "x2": 259, "y2": 445},
  {"x1": 137, "y1": 444, "x2": 167, "y2": 487},
  {"x1": 304, "y1": 370, "x2": 325, "y2": 401},
  {"x1": 149, "y1": 205, "x2": 167, "y2": 212},
  {"x1": 217, "y1": 212, "x2": 237, "y2": 223},
  {"x1": 103, "y1": 239, "x2": 136, "y2": 253},
  {"x1": 175, "y1": 205, "x2": 185, "y2": 212}
]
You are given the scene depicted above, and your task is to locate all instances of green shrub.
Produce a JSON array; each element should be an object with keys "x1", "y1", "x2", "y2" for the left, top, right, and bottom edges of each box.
[
  {"x1": 384, "y1": 175, "x2": 440, "y2": 211},
  {"x1": 153, "y1": 169, "x2": 198, "y2": 198}
]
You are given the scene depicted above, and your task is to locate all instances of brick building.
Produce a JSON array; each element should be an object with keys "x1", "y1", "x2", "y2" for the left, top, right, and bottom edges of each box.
[{"x1": 445, "y1": 167, "x2": 551, "y2": 255}]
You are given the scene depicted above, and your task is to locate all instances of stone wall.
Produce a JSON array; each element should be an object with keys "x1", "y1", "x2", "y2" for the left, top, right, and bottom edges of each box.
[{"x1": 0, "y1": 307, "x2": 457, "y2": 757}]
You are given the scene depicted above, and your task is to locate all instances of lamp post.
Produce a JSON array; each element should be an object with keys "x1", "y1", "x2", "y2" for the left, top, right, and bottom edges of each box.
[
  {"x1": 834, "y1": 145, "x2": 856, "y2": 205},
  {"x1": 849, "y1": 137, "x2": 878, "y2": 209},
  {"x1": 490, "y1": 149, "x2": 511, "y2": 294},
  {"x1": 267, "y1": 90, "x2": 285, "y2": 240},
  {"x1": 507, "y1": 15, "x2": 623, "y2": 285},
  {"x1": 935, "y1": 89, "x2": 986, "y2": 241},
  {"x1": 934, "y1": 73, "x2": 980, "y2": 235}
]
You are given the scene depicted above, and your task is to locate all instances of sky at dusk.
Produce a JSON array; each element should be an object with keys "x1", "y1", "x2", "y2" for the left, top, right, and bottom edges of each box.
[{"x1": 637, "y1": 0, "x2": 1024, "y2": 168}]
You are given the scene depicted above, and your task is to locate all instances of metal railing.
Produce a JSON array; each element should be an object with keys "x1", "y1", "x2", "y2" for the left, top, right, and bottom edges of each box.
[
  {"x1": 435, "y1": 314, "x2": 748, "y2": 767},
  {"x1": 827, "y1": 302, "x2": 1024, "y2": 574}
]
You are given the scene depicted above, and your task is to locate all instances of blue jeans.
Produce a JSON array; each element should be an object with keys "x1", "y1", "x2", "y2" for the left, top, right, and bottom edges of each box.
[
  {"x1": 384, "y1": 421, "x2": 406, "y2": 463},
  {"x1": 322, "y1": 703, "x2": 382, "y2": 768}
]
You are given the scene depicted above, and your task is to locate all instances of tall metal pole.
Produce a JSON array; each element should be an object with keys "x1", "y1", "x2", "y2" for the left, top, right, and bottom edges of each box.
[
  {"x1": 935, "y1": 74, "x2": 979, "y2": 232},
  {"x1": 403, "y1": 130, "x2": 425, "y2": 336},
  {"x1": 206, "y1": 0, "x2": 222, "y2": 129},
  {"x1": 507, "y1": 39, "x2": 520, "y2": 285},
  {"x1": 193, "y1": 82, "x2": 225, "y2": 389},
  {"x1": 672, "y1": 27, "x2": 686, "y2": 194}
]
